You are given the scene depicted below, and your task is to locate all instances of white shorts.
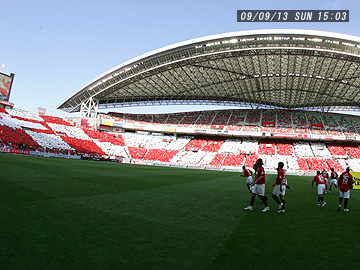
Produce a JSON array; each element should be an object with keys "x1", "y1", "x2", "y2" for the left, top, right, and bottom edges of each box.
[
  {"x1": 317, "y1": 184, "x2": 326, "y2": 195},
  {"x1": 340, "y1": 190, "x2": 350, "y2": 199},
  {"x1": 246, "y1": 176, "x2": 253, "y2": 185},
  {"x1": 273, "y1": 184, "x2": 286, "y2": 196},
  {"x1": 252, "y1": 184, "x2": 265, "y2": 196},
  {"x1": 330, "y1": 179, "x2": 337, "y2": 186}
]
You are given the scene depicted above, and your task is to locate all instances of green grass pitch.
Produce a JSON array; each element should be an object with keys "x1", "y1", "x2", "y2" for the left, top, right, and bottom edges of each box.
[{"x1": 0, "y1": 152, "x2": 359, "y2": 269}]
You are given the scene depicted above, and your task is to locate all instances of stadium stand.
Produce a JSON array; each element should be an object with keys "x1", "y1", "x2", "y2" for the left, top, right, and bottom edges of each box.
[
  {"x1": 94, "y1": 141, "x2": 129, "y2": 158},
  {"x1": 218, "y1": 138, "x2": 243, "y2": 154},
  {"x1": 61, "y1": 136, "x2": 105, "y2": 156},
  {"x1": 127, "y1": 146, "x2": 147, "y2": 159},
  {"x1": 276, "y1": 141, "x2": 294, "y2": 156},
  {"x1": 49, "y1": 123, "x2": 90, "y2": 140},
  {"x1": 2, "y1": 107, "x2": 360, "y2": 173},
  {"x1": 326, "y1": 158, "x2": 344, "y2": 172},
  {"x1": 306, "y1": 157, "x2": 330, "y2": 171},
  {"x1": 297, "y1": 157, "x2": 310, "y2": 171},
  {"x1": 245, "y1": 110, "x2": 261, "y2": 126},
  {"x1": 326, "y1": 143, "x2": 347, "y2": 158},
  {"x1": 41, "y1": 115, "x2": 73, "y2": 126},
  {"x1": 345, "y1": 159, "x2": 360, "y2": 171},
  {"x1": 165, "y1": 137, "x2": 191, "y2": 150},
  {"x1": 201, "y1": 138, "x2": 224, "y2": 152},
  {"x1": 0, "y1": 125, "x2": 40, "y2": 149},
  {"x1": 277, "y1": 110, "x2": 293, "y2": 128},
  {"x1": 344, "y1": 144, "x2": 360, "y2": 158},
  {"x1": 293, "y1": 142, "x2": 314, "y2": 157},
  {"x1": 180, "y1": 151, "x2": 207, "y2": 164},
  {"x1": 198, "y1": 152, "x2": 216, "y2": 165},
  {"x1": 26, "y1": 130, "x2": 73, "y2": 151},
  {"x1": 258, "y1": 141, "x2": 276, "y2": 155},
  {"x1": 7, "y1": 108, "x2": 43, "y2": 121},
  {"x1": 240, "y1": 140, "x2": 258, "y2": 154},
  {"x1": 310, "y1": 142, "x2": 332, "y2": 158},
  {"x1": 286, "y1": 156, "x2": 299, "y2": 171},
  {"x1": 209, "y1": 153, "x2": 226, "y2": 166},
  {"x1": 184, "y1": 138, "x2": 208, "y2": 151},
  {"x1": 244, "y1": 155, "x2": 259, "y2": 168},
  {"x1": 222, "y1": 154, "x2": 245, "y2": 167}
]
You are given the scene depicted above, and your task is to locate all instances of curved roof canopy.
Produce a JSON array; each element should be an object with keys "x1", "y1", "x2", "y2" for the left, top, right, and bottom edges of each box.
[{"x1": 58, "y1": 29, "x2": 360, "y2": 113}]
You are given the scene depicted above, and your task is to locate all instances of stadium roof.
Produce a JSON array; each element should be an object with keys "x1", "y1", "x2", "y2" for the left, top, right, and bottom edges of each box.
[{"x1": 58, "y1": 29, "x2": 360, "y2": 113}]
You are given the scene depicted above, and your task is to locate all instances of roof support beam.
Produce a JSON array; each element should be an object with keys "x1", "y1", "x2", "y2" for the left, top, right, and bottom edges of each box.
[{"x1": 80, "y1": 97, "x2": 99, "y2": 119}]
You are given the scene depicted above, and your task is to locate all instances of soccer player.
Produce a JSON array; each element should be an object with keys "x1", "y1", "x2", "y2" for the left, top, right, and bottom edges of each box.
[
  {"x1": 241, "y1": 166, "x2": 253, "y2": 192},
  {"x1": 312, "y1": 171, "x2": 327, "y2": 208},
  {"x1": 338, "y1": 167, "x2": 353, "y2": 211},
  {"x1": 322, "y1": 169, "x2": 329, "y2": 193},
  {"x1": 272, "y1": 162, "x2": 287, "y2": 213},
  {"x1": 244, "y1": 158, "x2": 270, "y2": 212},
  {"x1": 329, "y1": 168, "x2": 338, "y2": 193}
]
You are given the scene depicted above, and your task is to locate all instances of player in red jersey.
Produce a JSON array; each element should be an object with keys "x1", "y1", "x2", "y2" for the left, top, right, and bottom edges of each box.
[
  {"x1": 272, "y1": 162, "x2": 287, "y2": 213},
  {"x1": 322, "y1": 169, "x2": 329, "y2": 193},
  {"x1": 241, "y1": 166, "x2": 253, "y2": 192},
  {"x1": 329, "y1": 168, "x2": 338, "y2": 193},
  {"x1": 312, "y1": 171, "x2": 327, "y2": 208},
  {"x1": 244, "y1": 158, "x2": 270, "y2": 212},
  {"x1": 338, "y1": 167, "x2": 353, "y2": 211}
]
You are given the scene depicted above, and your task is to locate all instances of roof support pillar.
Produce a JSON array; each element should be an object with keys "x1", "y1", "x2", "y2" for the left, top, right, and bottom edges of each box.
[{"x1": 80, "y1": 97, "x2": 99, "y2": 119}]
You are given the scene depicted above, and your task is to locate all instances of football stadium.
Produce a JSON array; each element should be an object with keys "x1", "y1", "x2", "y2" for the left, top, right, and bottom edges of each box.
[{"x1": 1, "y1": 29, "x2": 360, "y2": 269}]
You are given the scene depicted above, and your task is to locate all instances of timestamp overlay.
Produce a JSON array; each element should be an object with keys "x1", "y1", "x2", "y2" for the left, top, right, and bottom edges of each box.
[{"x1": 237, "y1": 10, "x2": 349, "y2": 22}]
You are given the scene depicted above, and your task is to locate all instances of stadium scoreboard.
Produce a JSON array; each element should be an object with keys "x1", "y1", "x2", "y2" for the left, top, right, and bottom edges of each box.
[{"x1": 0, "y1": 72, "x2": 15, "y2": 102}]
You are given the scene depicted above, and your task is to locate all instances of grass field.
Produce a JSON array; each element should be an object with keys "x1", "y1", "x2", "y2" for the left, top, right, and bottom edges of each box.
[{"x1": 0, "y1": 152, "x2": 359, "y2": 270}]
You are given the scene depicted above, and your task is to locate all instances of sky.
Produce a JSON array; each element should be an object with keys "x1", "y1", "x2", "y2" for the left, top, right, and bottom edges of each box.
[{"x1": 1, "y1": 0, "x2": 360, "y2": 118}]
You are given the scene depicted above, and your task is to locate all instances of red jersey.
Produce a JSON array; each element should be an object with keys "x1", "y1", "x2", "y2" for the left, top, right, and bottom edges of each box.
[
  {"x1": 275, "y1": 169, "x2": 287, "y2": 186},
  {"x1": 338, "y1": 172, "x2": 353, "y2": 192},
  {"x1": 255, "y1": 166, "x2": 265, "y2": 184},
  {"x1": 322, "y1": 170, "x2": 329, "y2": 179},
  {"x1": 312, "y1": 174, "x2": 327, "y2": 185},
  {"x1": 330, "y1": 171, "x2": 338, "y2": 179},
  {"x1": 243, "y1": 168, "x2": 252, "y2": 177}
]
